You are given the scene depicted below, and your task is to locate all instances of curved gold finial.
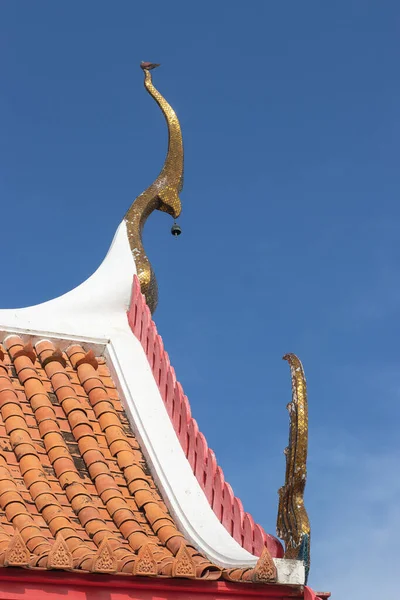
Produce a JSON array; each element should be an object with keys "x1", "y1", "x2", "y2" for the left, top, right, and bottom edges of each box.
[
  {"x1": 124, "y1": 63, "x2": 184, "y2": 313},
  {"x1": 277, "y1": 353, "x2": 311, "y2": 581}
]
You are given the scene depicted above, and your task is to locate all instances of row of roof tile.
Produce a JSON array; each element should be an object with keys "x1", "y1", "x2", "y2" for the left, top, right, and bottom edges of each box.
[{"x1": 0, "y1": 335, "x2": 277, "y2": 584}]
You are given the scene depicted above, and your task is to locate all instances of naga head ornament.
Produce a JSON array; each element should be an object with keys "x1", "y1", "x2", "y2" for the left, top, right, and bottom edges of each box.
[
  {"x1": 277, "y1": 353, "x2": 311, "y2": 582},
  {"x1": 124, "y1": 63, "x2": 184, "y2": 313}
]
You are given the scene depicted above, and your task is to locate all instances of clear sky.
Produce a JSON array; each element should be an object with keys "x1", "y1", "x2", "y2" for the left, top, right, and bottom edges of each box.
[{"x1": 1, "y1": 2, "x2": 399, "y2": 596}]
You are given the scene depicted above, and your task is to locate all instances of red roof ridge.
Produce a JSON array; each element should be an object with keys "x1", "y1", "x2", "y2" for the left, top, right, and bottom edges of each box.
[{"x1": 128, "y1": 275, "x2": 283, "y2": 558}]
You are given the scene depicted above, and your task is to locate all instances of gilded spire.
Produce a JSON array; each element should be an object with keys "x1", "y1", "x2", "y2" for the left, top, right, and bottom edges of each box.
[
  {"x1": 277, "y1": 353, "x2": 311, "y2": 581},
  {"x1": 124, "y1": 63, "x2": 184, "y2": 313}
]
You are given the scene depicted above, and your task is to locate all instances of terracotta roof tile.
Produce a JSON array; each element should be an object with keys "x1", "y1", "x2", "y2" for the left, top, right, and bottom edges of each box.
[{"x1": 0, "y1": 335, "x2": 284, "y2": 584}]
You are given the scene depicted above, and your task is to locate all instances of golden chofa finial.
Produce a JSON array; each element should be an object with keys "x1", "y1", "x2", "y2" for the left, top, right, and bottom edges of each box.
[
  {"x1": 277, "y1": 353, "x2": 311, "y2": 582},
  {"x1": 124, "y1": 62, "x2": 184, "y2": 313}
]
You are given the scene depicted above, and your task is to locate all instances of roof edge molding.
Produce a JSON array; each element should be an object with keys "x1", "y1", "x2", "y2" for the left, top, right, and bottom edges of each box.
[
  {"x1": 0, "y1": 569, "x2": 328, "y2": 599},
  {"x1": 0, "y1": 222, "x2": 135, "y2": 340},
  {"x1": 127, "y1": 275, "x2": 284, "y2": 559}
]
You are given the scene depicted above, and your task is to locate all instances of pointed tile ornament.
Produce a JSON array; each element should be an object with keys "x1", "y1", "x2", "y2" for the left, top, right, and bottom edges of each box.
[
  {"x1": 172, "y1": 543, "x2": 196, "y2": 578},
  {"x1": 42, "y1": 348, "x2": 67, "y2": 368},
  {"x1": 75, "y1": 349, "x2": 99, "y2": 370},
  {"x1": 91, "y1": 537, "x2": 118, "y2": 573},
  {"x1": 252, "y1": 546, "x2": 277, "y2": 583},
  {"x1": 13, "y1": 343, "x2": 36, "y2": 364},
  {"x1": 47, "y1": 534, "x2": 73, "y2": 569},
  {"x1": 133, "y1": 544, "x2": 158, "y2": 576},
  {"x1": 4, "y1": 530, "x2": 30, "y2": 567}
]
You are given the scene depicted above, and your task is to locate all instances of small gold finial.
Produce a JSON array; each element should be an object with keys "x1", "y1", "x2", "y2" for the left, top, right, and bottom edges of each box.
[{"x1": 124, "y1": 63, "x2": 184, "y2": 313}]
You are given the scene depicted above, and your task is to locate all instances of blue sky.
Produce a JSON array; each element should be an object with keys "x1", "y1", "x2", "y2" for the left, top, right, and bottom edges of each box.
[{"x1": 1, "y1": 2, "x2": 399, "y2": 596}]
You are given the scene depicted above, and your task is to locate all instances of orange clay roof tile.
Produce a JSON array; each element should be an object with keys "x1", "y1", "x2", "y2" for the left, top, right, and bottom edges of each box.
[{"x1": 0, "y1": 335, "x2": 282, "y2": 584}]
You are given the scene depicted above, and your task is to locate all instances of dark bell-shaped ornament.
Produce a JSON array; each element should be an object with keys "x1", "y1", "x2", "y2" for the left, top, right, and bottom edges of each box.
[{"x1": 171, "y1": 222, "x2": 182, "y2": 237}]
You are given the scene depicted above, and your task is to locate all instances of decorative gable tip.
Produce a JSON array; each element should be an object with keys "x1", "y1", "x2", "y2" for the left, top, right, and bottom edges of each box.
[
  {"x1": 13, "y1": 342, "x2": 36, "y2": 364},
  {"x1": 133, "y1": 544, "x2": 158, "y2": 577},
  {"x1": 91, "y1": 537, "x2": 118, "y2": 573},
  {"x1": 172, "y1": 543, "x2": 196, "y2": 579},
  {"x1": 75, "y1": 349, "x2": 99, "y2": 370},
  {"x1": 252, "y1": 545, "x2": 277, "y2": 583},
  {"x1": 4, "y1": 530, "x2": 30, "y2": 567},
  {"x1": 41, "y1": 348, "x2": 67, "y2": 369},
  {"x1": 47, "y1": 533, "x2": 73, "y2": 570}
]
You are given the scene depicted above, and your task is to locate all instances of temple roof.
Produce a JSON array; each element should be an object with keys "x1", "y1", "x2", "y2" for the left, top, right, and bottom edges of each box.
[
  {"x1": 0, "y1": 331, "x2": 291, "y2": 586},
  {"x1": 0, "y1": 63, "x2": 330, "y2": 599}
]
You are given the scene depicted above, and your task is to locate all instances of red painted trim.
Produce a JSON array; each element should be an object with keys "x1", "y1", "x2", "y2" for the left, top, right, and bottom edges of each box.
[
  {"x1": 127, "y1": 276, "x2": 284, "y2": 558},
  {"x1": 305, "y1": 590, "x2": 331, "y2": 600},
  {"x1": 0, "y1": 569, "x2": 307, "y2": 600}
]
